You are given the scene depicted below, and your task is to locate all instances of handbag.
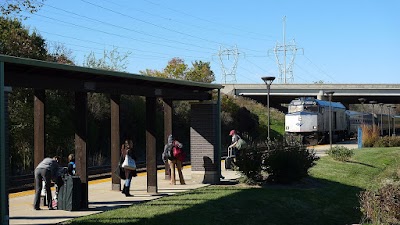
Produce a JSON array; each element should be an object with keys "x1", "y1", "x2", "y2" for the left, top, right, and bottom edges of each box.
[{"x1": 121, "y1": 155, "x2": 136, "y2": 170}]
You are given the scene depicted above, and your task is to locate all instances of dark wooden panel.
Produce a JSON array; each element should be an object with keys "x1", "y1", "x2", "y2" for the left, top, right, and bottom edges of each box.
[
  {"x1": 110, "y1": 95, "x2": 121, "y2": 190},
  {"x1": 146, "y1": 97, "x2": 157, "y2": 193},
  {"x1": 74, "y1": 92, "x2": 88, "y2": 209}
]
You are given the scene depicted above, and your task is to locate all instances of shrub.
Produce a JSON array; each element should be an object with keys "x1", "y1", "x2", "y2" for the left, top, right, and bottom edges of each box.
[
  {"x1": 373, "y1": 136, "x2": 392, "y2": 148},
  {"x1": 360, "y1": 182, "x2": 400, "y2": 225},
  {"x1": 362, "y1": 124, "x2": 380, "y2": 147},
  {"x1": 235, "y1": 145, "x2": 264, "y2": 184},
  {"x1": 262, "y1": 140, "x2": 319, "y2": 184},
  {"x1": 373, "y1": 136, "x2": 400, "y2": 147},
  {"x1": 326, "y1": 146, "x2": 354, "y2": 162}
]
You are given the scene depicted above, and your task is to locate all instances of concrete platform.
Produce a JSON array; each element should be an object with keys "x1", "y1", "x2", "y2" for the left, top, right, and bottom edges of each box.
[{"x1": 8, "y1": 163, "x2": 240, "y2": 225}]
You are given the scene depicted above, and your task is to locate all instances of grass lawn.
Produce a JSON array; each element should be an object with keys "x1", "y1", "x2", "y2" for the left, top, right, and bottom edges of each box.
[{"x1": 65, "y1": 147, "x2": 400, "y2": 225}]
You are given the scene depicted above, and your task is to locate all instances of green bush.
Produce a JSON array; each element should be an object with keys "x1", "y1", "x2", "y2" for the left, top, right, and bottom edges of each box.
[
  {"x1": 360, "y1": 182, "x2": 400, "y2": 225},
  {"x1": 262, "y1": 140, "x2": 319, "y2": 184},
  {"x1": 326, "y1": 146, "x2": 354, "y2": 162},
  {"x1": 373, "y1": 136, "x2": 400, "y2": 147},
  {"x1": 235, "y1": 145, "x2": 264, "y2": 184}
]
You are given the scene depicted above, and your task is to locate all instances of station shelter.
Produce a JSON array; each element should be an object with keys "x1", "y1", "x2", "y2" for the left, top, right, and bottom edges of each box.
[{"x1": 0, "y1": 54, "x2": 223, "y2": 225}]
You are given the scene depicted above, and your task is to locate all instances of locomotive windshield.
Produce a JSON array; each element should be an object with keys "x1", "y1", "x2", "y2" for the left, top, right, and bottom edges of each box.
[{"x1": 288, "y1": 104, "x2": 318, "y2": 113}]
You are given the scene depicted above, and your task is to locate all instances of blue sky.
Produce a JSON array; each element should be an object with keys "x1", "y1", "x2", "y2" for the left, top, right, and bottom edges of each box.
[{"x1": 22, "y1": 0, "x2": 400, "y2": 84}]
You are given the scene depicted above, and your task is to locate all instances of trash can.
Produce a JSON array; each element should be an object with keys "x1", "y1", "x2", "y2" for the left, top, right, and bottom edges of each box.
[{"x1": 57, "y1": 175, "x2": 82, "y2": 211}]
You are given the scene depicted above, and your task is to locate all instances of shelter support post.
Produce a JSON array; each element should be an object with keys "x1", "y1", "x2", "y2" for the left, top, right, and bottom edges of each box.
[
  {"x1": 146, "y1": 97, "x2": 158, "y2": 193},
  {"x1": 110, "y1": 95, "x2": 121, "y2": 191},
  {"x1": 34, "y1": 89, "x2": 45, "y2": 191},
  {"x1": 0, "y1": 61, "x2": 9, "y2": 225},
  {"x1": 75, "y1": 92, "x2": 88, "y2": 209},
  {"x1": 163, "y1": 99, "x2": 172, "y2": 180}
]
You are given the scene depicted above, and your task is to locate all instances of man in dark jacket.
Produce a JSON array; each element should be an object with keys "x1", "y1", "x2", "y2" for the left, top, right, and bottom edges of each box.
[{"x1": 33, "y1": 156, "x2": 60, "y2": 210}]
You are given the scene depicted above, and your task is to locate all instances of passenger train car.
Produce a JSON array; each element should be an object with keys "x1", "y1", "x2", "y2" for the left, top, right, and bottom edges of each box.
[{"x1": 285, "y1": 97, "x2": 400, "y2": 145}]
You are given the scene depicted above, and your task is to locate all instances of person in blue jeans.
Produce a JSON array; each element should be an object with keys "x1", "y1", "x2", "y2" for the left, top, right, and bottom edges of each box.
[
  {"x1": 120, "y1": 139, "x2": 137, "y2": 197},
  {"x1": 33, "y1": 156, "x2": 60, "y2": 210}
]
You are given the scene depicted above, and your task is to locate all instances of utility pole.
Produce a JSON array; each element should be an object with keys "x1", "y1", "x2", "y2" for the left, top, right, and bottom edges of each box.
[
  {"x1": 269, "y1": 16, "x2": 303, "y2": 84},
  {"x1": 218, "y1": 45, "x2": 240, "y2": 84}
]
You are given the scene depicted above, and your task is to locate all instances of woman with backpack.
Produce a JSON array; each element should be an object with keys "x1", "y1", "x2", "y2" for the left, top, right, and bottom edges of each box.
[{"x1": 163, "y1": 134, "x2": 186, "y2": 185}]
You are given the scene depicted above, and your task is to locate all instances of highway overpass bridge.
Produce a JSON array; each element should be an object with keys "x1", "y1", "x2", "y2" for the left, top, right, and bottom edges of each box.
[{"x1": 221, "y1": 83, "x2": 400, "y2": 110}]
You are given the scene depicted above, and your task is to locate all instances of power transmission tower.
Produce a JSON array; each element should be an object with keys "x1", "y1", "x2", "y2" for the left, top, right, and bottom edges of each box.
[
  {"x1": 218, "y1": 45, "x2": 240, "y2": 84},
  {"x1": 269, "y1": 16, "x2": 303, "y2": 84}
]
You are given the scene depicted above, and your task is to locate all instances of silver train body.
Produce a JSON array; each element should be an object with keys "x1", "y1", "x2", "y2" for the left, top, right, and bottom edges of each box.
[
  {"x1": 285, "y1": 97, "x2": 347, "y2": 145},
  {"x1": 285, "y1": 97, "x2": 400, "y2": 145}
]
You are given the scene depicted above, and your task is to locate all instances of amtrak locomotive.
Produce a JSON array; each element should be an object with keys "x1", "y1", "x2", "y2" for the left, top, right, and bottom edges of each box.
[{"x1": 285, "y1": 97, "x2": 399, "y2": 145}]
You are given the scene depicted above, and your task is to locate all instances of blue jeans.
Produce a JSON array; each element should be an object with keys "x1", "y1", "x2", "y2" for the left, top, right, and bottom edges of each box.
[{"x1": 124, "y1": 171, "x2": 133, "y2": 187}]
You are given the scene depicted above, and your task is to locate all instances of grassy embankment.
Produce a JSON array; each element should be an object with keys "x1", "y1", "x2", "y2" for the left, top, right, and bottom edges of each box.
[{"x1": 65, "y1": 147, "x2": 400, "y2": 225}]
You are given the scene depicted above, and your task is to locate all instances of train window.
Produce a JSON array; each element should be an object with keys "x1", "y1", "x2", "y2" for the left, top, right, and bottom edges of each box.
[
  {"x1": 304, "y1": 105, "x2": 318, "y2": 112},
  {"x1": 288, "y1": 105, "x2": 304, "y2": 113}
]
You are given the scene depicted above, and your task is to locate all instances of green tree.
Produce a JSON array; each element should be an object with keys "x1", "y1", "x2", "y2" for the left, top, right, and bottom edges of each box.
[
  {"x1": 1, "y1": 16, "x2": 77, "y2": 173},
  {"x1": 46, "y1": 42, "x2": 75, "y2": 64},
  {"x1": 0, "y1": 17, "x2": 47, "y2": 59},
  {"x1": 1, "y1": 0, "x2": 45, "y2": 19},
  {"x1": 141, "y1": 57, "x2": 215, "y2": 83},
  {"x1": 186, "y1": 61, "x2": 215, "y2": 83},
  {"x1": 0, "y1": 17, "x2": 48, "y2": 173},
  {"x1": 140, "y1": 69, "x2": 166, "y2": 78},
  {"x1": 164, "y1": 57, "x2": 187, "y2": 80},
  {"x1": 83, "y1": 47, "x2": 131, "y2": 72}
]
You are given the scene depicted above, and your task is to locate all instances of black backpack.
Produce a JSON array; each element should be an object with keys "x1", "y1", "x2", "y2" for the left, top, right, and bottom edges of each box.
[{"x1": 164, "y1": 143, "x2": 175, "y2": 160}]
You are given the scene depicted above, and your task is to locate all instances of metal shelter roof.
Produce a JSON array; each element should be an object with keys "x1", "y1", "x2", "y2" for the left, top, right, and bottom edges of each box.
[{"x1": 0, "y1": 54, "x2": 222, "y2": 100}]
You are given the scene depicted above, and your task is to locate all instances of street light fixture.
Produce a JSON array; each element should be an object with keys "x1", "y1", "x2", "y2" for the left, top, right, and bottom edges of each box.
[
  {"x1": 261, "y1": 76, "x2": 276, "y2": 142},
  {"x1": 369, "y1": 100, "x2": 377, "y2": 125},
  {"x1": 392, "y1": 106, "x2": 397, "y2": 136},
  {"x1": 379, "y1": 103, "x2": 384, "y2": 136},
  {"x1": 358, "y1": 98, "x2": 366, "y2": 125},
  {"x1": 325, "y1": 91, "x2": 334, "y2": 150}
]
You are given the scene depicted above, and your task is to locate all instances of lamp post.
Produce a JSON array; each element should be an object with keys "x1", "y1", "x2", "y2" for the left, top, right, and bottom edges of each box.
[
  {"x1": 379, "y1": 103, "x2": 384, "y2": 136},
  {"x1": 392, "y1": 106, "x2": 396, "y2": 136},
  {"x1": 387, "y1": 105, "x2": 391, "y2": 137},
  {"x1": 325, "y1": 91, "x2": 334, "y2": 150},
  {"x1": 358, "y1": 98, "x2": 366, "y2": 125},
  {"x1": 261, "y1": 76, "x2": 276, "y2": 142},
  {"x1": 369, "y1": 100, "x2": 377, "y2": 125}
]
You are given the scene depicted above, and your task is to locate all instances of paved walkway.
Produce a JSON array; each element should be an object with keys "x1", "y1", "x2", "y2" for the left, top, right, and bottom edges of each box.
[
  {"x1": 9, "y1": 163, "x2": 240, "y2": 225},
  {"x1": 309, "y1": 140, "x2": 359, "y2": 157}
]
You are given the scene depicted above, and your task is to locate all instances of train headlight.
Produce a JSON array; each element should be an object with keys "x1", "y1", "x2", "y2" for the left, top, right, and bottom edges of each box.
[
  {"x1": 313, "y1": 126, "x2": 317, "y2": 129},
  {"x1": 285, "y1": 126, "x2": 289, "y2": 130}
]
